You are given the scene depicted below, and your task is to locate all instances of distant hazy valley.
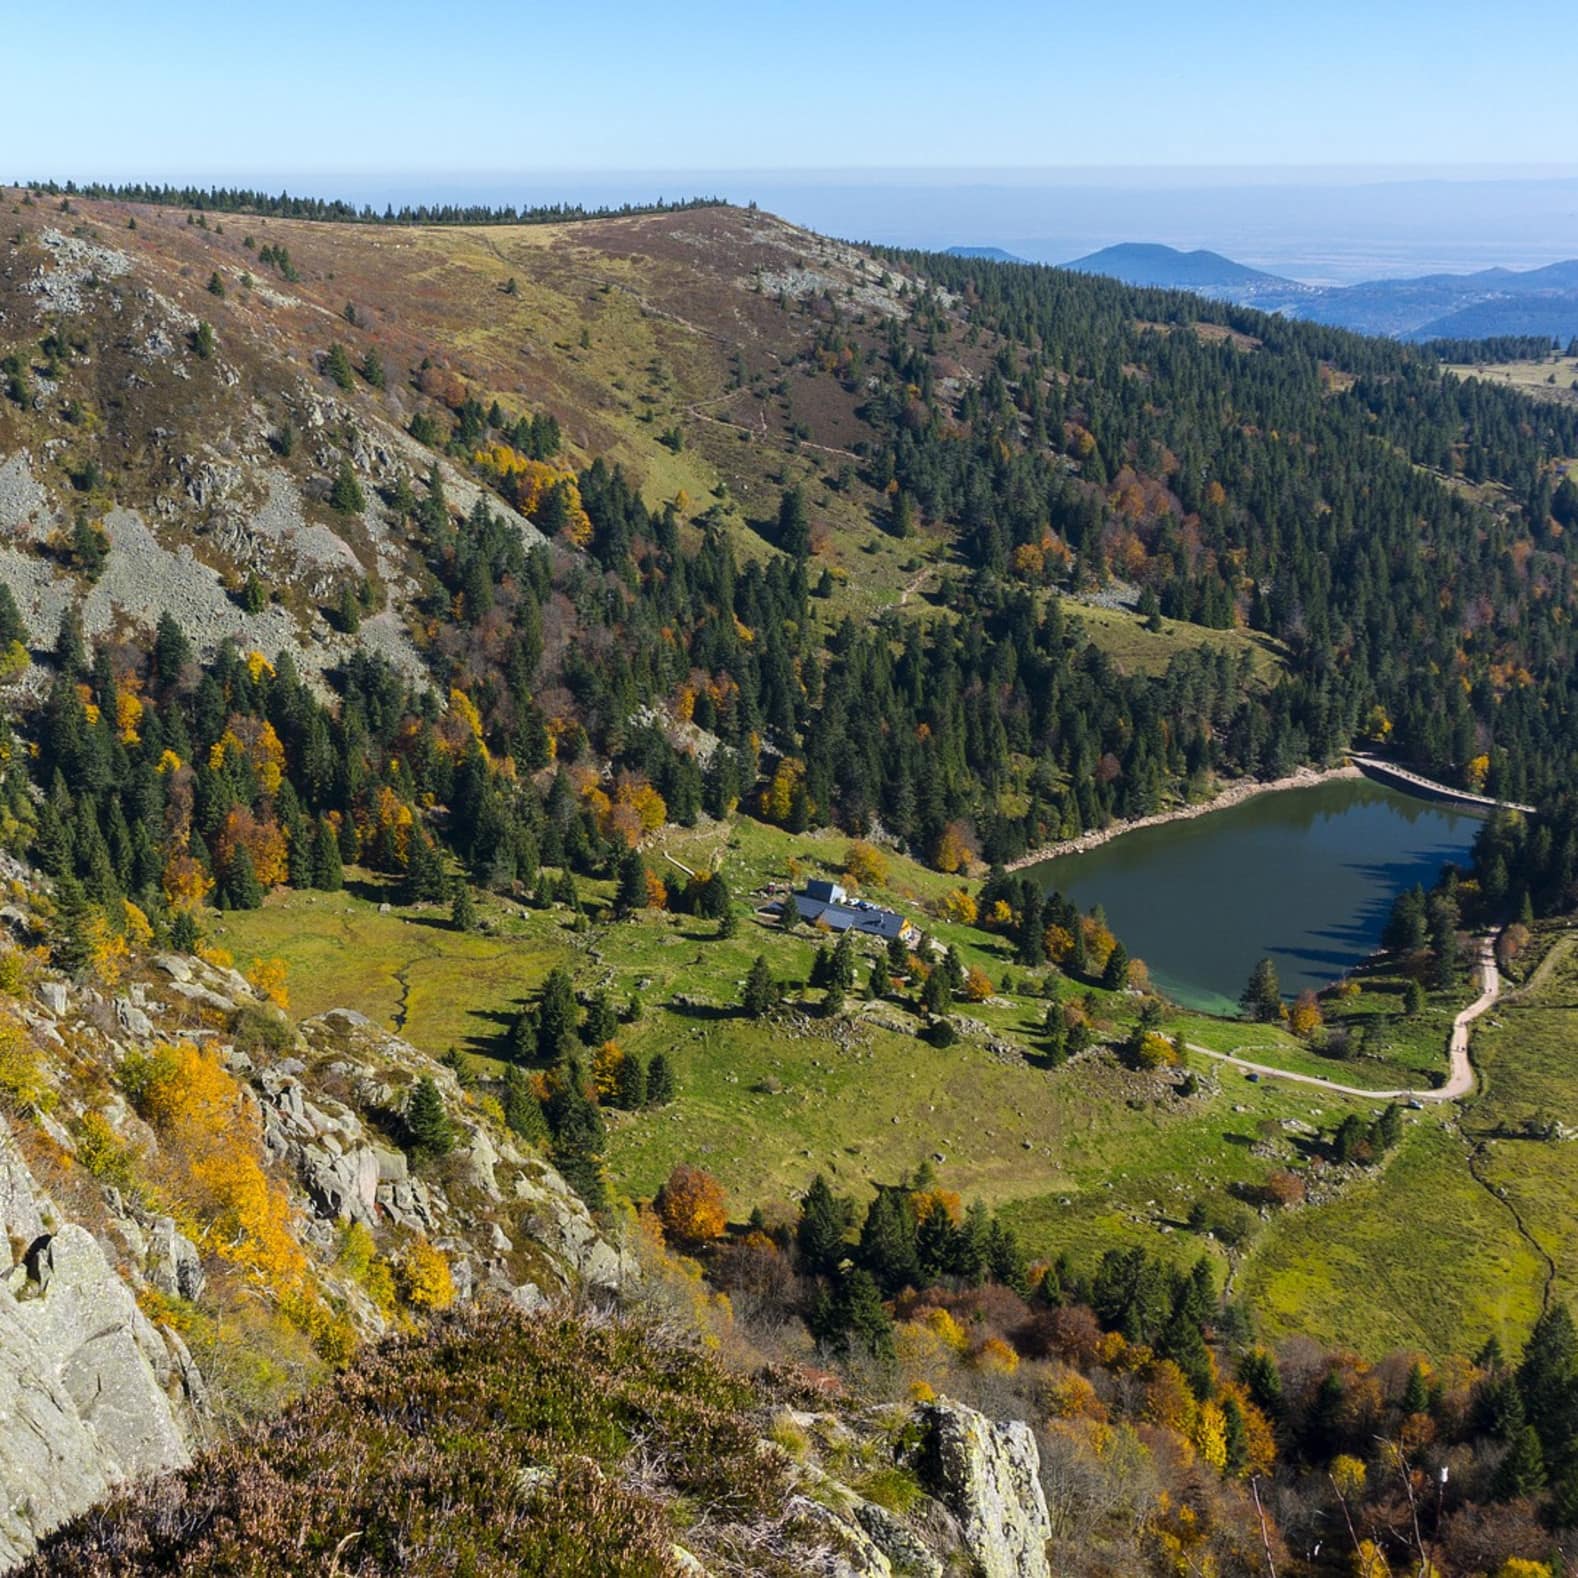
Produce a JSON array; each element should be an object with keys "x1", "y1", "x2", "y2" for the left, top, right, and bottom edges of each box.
[{"x1": 946, "y1": 238, "x2": 1578, "y2": 343}]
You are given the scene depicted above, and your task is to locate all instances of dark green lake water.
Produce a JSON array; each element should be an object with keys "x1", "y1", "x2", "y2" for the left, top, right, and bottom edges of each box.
[{"x1": 1029, "y1": 779, "x2": 1484, "y2": 1012}]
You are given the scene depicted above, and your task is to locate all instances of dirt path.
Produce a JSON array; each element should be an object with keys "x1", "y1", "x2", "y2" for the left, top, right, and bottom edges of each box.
[{"x1": 1185, "y1": 938, "x2": 1499, "y2": 1103}]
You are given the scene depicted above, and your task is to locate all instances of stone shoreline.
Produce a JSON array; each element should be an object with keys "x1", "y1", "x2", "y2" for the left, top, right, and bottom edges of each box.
[{"x1": 1005, "y1": 761, "x2": 1363, "y2": 872}]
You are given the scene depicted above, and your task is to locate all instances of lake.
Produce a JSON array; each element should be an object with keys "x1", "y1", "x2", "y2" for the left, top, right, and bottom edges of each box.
[{"x1": 1027, "y1": 778, "x2": 1484, "y2": 1013}]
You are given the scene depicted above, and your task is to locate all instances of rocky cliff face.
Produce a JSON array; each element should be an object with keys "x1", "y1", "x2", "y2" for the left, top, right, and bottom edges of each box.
[
  {"x1": 769, "y1": 1397, "x2": 1053, "y2": 1578},
  {"x1": 0, "y1": 1117, "x2": 196, "y2": 1569}
]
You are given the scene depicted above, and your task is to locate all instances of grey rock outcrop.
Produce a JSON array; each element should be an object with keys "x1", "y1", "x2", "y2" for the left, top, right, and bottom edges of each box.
[
  {"x1": 916, "y1": 1401, "x2": 1051, "y2": 1578},
  {"x1": 0, "y1": 1117, "x2": 191, "y2": 1568}
]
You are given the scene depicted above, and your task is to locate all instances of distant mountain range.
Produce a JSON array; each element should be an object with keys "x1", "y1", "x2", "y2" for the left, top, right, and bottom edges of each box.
[
  {"x1": 944, "y1": 245, "x2": 1026, "y2": 263},
  {"x1": 974, "y1": 241, "x2": 1578, "y2": 343}
]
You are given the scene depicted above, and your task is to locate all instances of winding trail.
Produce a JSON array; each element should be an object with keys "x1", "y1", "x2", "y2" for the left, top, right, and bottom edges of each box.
[{"x1": 1184, "y1": 937, "x2": 1499, "y2": 1103}]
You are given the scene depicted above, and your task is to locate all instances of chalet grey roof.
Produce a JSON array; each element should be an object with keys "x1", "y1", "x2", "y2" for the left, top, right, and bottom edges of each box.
[{"x1": 790, "y1": 885, "x2": 910, "y2": 940}]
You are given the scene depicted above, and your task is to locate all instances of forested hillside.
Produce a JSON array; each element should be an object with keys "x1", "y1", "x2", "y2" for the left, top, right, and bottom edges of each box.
[{"x1": 3, "y1": 188, "x2": 1576, "y2": 937}]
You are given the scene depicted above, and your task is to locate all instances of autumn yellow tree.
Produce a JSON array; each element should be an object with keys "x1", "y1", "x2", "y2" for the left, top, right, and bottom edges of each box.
[
  {"x1": 655, "y1": 1163, "x2": 728, "y2": 1244},
  {"x1": 933, "y1": 820, "x2": 977, "y2": 875},
  {"x1": 1289, "y1": 989, "x2": 1323, "y2": 1039},
  {"x1": 961, "y1": 966, "x2": 993, "y2": 1002},
  {"x1": 844, "y1": 840, "x2": 888, "y2": 887}
]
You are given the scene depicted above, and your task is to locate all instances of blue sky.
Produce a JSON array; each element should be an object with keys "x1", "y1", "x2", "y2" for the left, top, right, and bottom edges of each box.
[{"x1": 7, "y1": 0, "x2": 1578, "y2": 178}]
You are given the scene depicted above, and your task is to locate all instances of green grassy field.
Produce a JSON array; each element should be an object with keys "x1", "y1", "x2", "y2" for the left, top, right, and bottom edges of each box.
[
  {"x1": 212, "y1": 816, "x2": 1566, "y2": 1361},
  {"x1": 1058, "y1": 597, "x2": 1287, "y2": 682},
  {"x1": 1236, "y1": 924, "x2": 1578, "y2": 1357},
  {"x1": 1446, "y1": 355, "x2": 1578, "y2": 408}
]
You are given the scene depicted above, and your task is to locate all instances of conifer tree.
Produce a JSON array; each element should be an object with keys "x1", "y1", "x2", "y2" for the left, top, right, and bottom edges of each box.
[
  {"x1": 613, "y1": 848, "x2": 648, "y2": 918},
  {"x1": 169, "y1": 907, "x2": 200, "y2": 953},
  {"x1": 830, "y1": 930, "x2": 857, "y2": 994},
  {"x1": 0, "y1": 581, "x2": 24, "y2": 649},
  {"x1": 797, "y1": 1173, "x2": 850, "y2": 1276},
  {"x1": 51, "y1": 875, "x2": 95, "y2": 972},
  {"x1": 1494, "y1": 1423, "x2": 1547, "y2": 1499},
  {"x1": 644, "y1": 1052, "x2": 676, "y2": 1107},
  {"x1": 777, "y1": 486, "x2": 810, "y2": 558},
  {"x1": 330, "y1": 460, "x2": 365, "y2": 516},
  {"x1": 545, "y1": 1058, "x2": 606, "y2": 1211},
  {"x1": 743, "y1": 955, "x2": 775, "y2": 1018},
  {"x1": 1102, "y1": 940, "x2": 1131, "y2": 991},
  {"x1": 406, "y1": 1075, "x2": 454, "y2": 1158},
  {"x1": 450, "y1": 877, "x2": 478, "y2": 932},
  {"x1": 312, "y1": 816, "x2": 344, "y2": 890},
  {"x1": 1240, "y1": 958, "x2": 1282, "y2": 1022},
  {"x1": 536, "y1": 967, "x2": 578, "y2": 1063},
  {"x1": 614, "y1": 1049, "x2": 647, "y2": 1110},
  {"x1": 859, "y1": 1186, "x2": 919, "y2": 1295},
  {"x1": 222, "y1": 845, "x2": 264, "y2": 910},
  {"x1": 502, "y1": 1065, "x2": 549, "y2": 1146},
  {"x1": 402, "y1": 830, "x2": 447, "y2": 903},
  {"x1": 920, "y1": 965, "x2": 952, "y2": 1017},
  {"x1": 325, "y1": 341, "x2": 354, "y2": 390}
]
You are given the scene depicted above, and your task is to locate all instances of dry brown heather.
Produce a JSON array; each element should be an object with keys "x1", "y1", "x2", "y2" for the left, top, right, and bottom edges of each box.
[{"x1": 23, "y1": 1303, "x2": 793, "y2": 1577}]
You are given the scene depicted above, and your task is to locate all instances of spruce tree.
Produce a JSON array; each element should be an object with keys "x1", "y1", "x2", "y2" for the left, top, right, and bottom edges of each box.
[
  {"x1": 920, "y1": 965, "x2": 952, "y2": 1016},
  {"x1": 1494, "y1": 1424, "x2": 1547, "y2": 1499},
  {"x1": 405, "y1": 1075, "x2": 454, "y2": 1158},
  {"x1": 52, "y1": 875, "x2": 95, "y2": 972},
  {"x1": 536, "y1": 967, "x2": 578, "y2": 1063},
  {"x1": 743, "y1": 955, "x2": 775, "y2": 1018},
  {"x1": 0, "y1": 581, "x2": 24, "y2": 648},
  {"x1": 330, "y1": 460, "x2": 365, "y2": 516},
  {"x1": 325, "y1": 341, "x2": 354, "y2": 390},
  {"x1": 502, "y1": 1065, "x2": 549, "y2": 1146},
  {"x1": 222, "y1": 845, "x2": 264, "y2": 910},
  {"x1": 797, "y1": 1173, "x2": 849, "y2": 1276},
  {"x1": 580, "y1": 990, "x2": 618, "y2": 1048},
  {"x1": 777, "y1": 486, "x2": 810, "y2": 558},
  {"x1": 644, "y1": 1052, "x2": 676, "y2": 1107},
  {"x1": 169, "y1": 907, "x2": 200, "y2": 952},
  {"x1": 402, "y1": 831, "x2": 447, "y2": 903},
  {"x1": 614, "y1": 1049, "x2": 647, "y2": 1110},
  {"x1": 830, "y1": 930, "x2": 857, "y2": 994},
  {"x1": 1222, "y1": 1396, "x2": 1249, "y2": 1478},
  {"x1": 613, "y1": 848, "x2": 648, "y2": 918},
  {"x1": 1518, "y1": 1304, "x2": 1578, "y2": 1466},
  {"x1": 545, "y1": 1058, "x2": 606, "y2": 1211},
  {"x1": 450, "y1": 878, "x2": 478, "y2": 932},
  {"x1": 858, "y1": 1186, "x2": 919, "y2": 1294},
  {"x1": 1239, "y1": 957, "x2": 1282, "y2": 1022},
  {"x1": 312, "y1": 816, "x2": 344, "y2": 890},
  {"x1": 837, "y1": 1267, "x2": 895, "y2": 1362},
  {"x1": 1102, "y1": 940, "x2": 1131, "y2": 991}
]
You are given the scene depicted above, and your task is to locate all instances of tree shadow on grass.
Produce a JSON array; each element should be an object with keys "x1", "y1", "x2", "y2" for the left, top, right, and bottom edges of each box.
[{"x1": 664, "y1": 1000, "x2": 738, "y2": 1022}]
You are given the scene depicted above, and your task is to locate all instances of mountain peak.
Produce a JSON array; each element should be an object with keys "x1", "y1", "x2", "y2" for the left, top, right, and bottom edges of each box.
[{"x1": 1062, "y1": 242, "x2": 1290, "y2": 289}]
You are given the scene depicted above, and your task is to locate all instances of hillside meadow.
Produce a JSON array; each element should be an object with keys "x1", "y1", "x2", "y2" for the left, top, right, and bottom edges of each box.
[{"x1": 207, "y1": 813, "x2": 1558, "y2": 1359}]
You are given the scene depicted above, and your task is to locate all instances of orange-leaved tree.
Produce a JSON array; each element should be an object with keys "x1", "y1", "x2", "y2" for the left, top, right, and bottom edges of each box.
[{"x1": 656, "y1": 1163, "x2": 728, "y2": 1244}]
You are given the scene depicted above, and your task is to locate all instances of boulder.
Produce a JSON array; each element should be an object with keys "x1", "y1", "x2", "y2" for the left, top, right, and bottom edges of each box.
[
  {"x1": 35, "y1": 981, "x2": 68, "y2": 1017},
  {"x1": 147, "y1": 1217, "x2": 205, "y2": 1302},
  {"x1": 300, "y1": 1143, "x2": 382, "y2": 1226},
  {"x1": 114, "y1": 997, "x2": 155, "y2": 1040},
  {"x1": 785, "y1": 1494, "x2": 893, "y2": 1577},
  {"x1": 0, "y1": 1225, "x2": 190, "y2": 1566},
  {"x1": 916, "y1": 1401, "x2": 1051, "y2": 1578}
]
